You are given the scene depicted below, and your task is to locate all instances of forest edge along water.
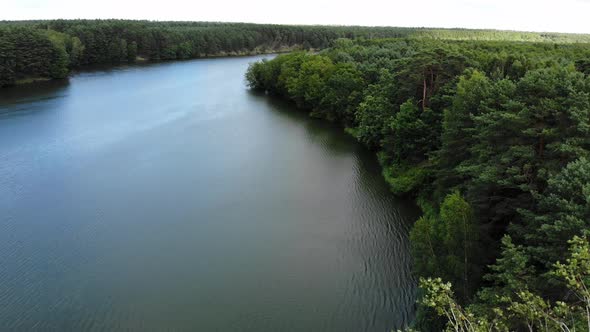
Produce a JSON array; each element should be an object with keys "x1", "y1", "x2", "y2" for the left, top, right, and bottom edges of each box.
[
  {"x1": 245, "y1": 38, "x2": 590, "y2": 331},
  {"x1": 0, "y1": 55, "x2": 419, "y2": 331}
]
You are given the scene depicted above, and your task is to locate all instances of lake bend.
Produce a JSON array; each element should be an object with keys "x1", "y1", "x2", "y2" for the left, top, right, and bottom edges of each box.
[{"x1": 0, "y1": 55, "x2": 418, "y2": 331}]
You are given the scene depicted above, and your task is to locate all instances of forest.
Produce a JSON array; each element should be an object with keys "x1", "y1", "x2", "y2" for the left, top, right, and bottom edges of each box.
[
  {"x1": 3, "y1": 19, "x2": 590, "y2": 86},
  {"x1": 246, "y1": 39, "x2": 590, "y2": 331}
]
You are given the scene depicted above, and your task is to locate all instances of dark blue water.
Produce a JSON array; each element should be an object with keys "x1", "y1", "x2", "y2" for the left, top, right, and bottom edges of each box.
[{"x1": 0, "y1": 55, "x2": 417, "y2": 331}]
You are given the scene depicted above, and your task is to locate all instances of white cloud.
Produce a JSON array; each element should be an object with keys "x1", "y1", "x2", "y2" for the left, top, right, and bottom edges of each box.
[{"x1": 2, "y1": 0, "x2": 589, "y2": 34}]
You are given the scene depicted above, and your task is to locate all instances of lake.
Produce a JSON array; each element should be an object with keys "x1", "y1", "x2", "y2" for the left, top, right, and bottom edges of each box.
[{"x1": 0, "y1": 55, "x2": 417, "y2": 331}]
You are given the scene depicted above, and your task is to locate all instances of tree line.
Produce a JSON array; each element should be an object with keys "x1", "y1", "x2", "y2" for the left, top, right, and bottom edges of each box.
[
  {"x1": 245, "y1": 38, "x2": 590, "y2": 330},
  {"x1": 3, "y1": 19, "x2": 590, "y2": 86}
]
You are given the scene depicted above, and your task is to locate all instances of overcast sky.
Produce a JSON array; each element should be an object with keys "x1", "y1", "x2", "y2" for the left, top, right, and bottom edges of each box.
[{"x1": 3, "y1": 0, "x2": 590, "y2": 34}]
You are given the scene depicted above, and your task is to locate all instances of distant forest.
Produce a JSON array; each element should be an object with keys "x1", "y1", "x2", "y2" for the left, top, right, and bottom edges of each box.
[
  {"x1": 2, "y1": 20, "x2": 590, "y2": 86},
  {"x1": 246, "y1": 38, "x2": 590, "y2": 331}
]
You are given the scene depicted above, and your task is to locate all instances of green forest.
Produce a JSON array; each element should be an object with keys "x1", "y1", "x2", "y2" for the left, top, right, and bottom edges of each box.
[
  {"x1": 246, "y1": 39, "x2": 590, "y2": 331},
  {"x1": 3, "y1": 19, "x2": 590, "y2": 86}
]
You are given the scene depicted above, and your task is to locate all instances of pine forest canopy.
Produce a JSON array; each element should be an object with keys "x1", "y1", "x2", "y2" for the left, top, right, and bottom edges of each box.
[{"x1": 2, "y1": 19, "x2": 590, "y2": 86}]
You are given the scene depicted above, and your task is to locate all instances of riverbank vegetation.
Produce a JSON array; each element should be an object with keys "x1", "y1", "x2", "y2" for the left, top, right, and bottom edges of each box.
[
  {"x1": 3, "y1": 20, "x2": 590, "y2": 87},
  {"x1": 245, "y1": 38, "x2": 590, "y2": 330}
]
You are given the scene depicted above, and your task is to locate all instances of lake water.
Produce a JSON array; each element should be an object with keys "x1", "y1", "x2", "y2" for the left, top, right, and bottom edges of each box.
[{"x1": 0, "y1": 55, "x2": 417, "y2": 331}]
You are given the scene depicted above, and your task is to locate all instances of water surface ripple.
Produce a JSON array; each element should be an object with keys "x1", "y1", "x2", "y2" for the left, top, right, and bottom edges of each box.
[{"x1": 0, "y1": 55, "x2": 418, "y2": 331}]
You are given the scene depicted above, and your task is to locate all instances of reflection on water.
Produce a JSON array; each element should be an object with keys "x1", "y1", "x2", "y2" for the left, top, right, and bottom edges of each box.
[
  {"x1": 0, "y1": 55, "x2": 418, "y2": 331},
  {"x1": 0, "y1": 79, "x2": 70, "y2": 116}
]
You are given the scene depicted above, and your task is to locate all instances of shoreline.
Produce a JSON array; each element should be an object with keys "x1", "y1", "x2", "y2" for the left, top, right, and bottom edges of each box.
[{"x1": 6, "y1": 47, "x2": 303, "y2": 88}]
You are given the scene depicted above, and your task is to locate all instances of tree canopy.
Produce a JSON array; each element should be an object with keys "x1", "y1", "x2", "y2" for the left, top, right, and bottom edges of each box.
[{"x1": 3, "y1": 19, "x2": 590, "y2": 86}]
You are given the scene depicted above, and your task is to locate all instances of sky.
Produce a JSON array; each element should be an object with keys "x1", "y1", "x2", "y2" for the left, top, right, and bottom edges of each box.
[{"x1": 3, "y1": 0, "x2": 590, "y2": 34}]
